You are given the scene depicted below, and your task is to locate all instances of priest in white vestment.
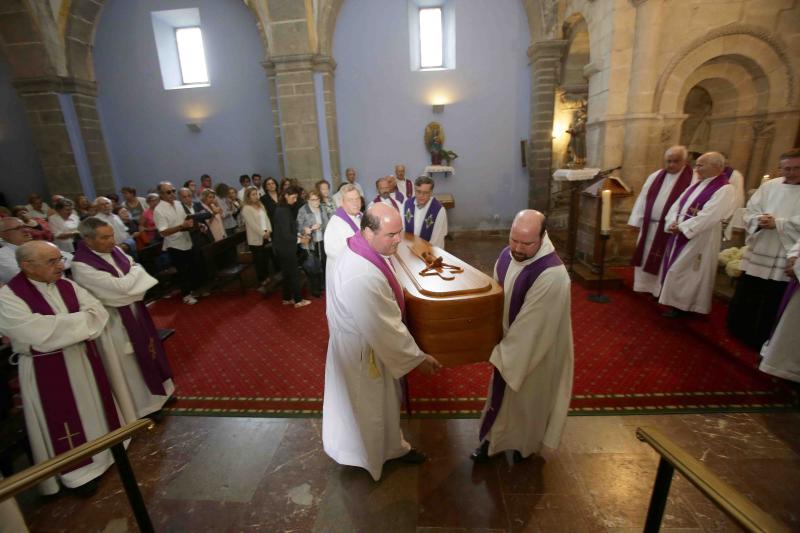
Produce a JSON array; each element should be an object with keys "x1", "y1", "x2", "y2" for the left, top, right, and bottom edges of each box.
[
  {"x1": 628, "y1": 146, "x2": 694, "y2": 296},
  {"x1": 759, "y1": 239, "x2": 800, "y2": 383},
  {"x1": 369, "y1": 177, "x2": 401, "y2": 211},
  {"x1": 659, "y1": 152, "x2": 736, "y2": 315},
  {"x1": 332, "y1": 168, "x2": 365, "y2": 207},
  {"x1": 0, "y1": 241, "x2": 121, "y2": 495},
  {"x1": 71, "y1": 218, "x2": 175, "y2": 422},
  {"x1": 472, "y1": 210, "x2": 573, "y2": 462},
  {"x1": 728, "y1": 149, "x2": 800, "y2": 348},
  {"x1": 322, "y1": 203, "x2": 441, "y2": 481},
  {"x1": 402, "y1": 175, "x2": 448, "y2": 249},
  {"x1": 323, "y1": 185, "x2": 363, "y2": 307},
  {"x1": 394, "y1": 164, "x2": 414, "y2": 202}
]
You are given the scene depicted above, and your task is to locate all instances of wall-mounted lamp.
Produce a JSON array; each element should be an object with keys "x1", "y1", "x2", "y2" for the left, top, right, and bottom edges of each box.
[
  {"x1": 186, "y1": 122, "x2": 202, "y2": 133},
  {"x1": 432, "y1": 104, "x2": 445, "y2": 114}
]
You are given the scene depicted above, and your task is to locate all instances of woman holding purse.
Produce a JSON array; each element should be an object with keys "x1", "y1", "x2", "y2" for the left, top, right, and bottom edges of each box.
[{"x1": 296, "y1": 189, "x2": 329, "y2": 297}]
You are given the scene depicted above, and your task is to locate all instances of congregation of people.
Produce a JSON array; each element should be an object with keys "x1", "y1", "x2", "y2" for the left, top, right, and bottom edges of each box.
[{"x1": 0, "y1": 145, "x2": 797, "y2": 496}]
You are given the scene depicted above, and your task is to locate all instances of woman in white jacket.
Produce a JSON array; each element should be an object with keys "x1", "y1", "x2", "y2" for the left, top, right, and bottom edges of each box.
[{"x1": 241, "y1": 186, "x2": 272, "y2": 290}]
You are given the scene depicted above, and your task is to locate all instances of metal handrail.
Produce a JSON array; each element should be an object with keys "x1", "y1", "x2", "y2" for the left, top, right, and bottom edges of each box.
[
  {"x1": 0, "y1": 418, "x2": 156, "y2": 532},
  {"x1": 636, "y1": 426, "x2": 789, "y2": 533}
]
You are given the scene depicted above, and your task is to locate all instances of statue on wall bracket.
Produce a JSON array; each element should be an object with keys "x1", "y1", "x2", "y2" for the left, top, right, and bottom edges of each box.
[
  {"x1": 425, "y1": 121, "x2": 458, "y2": 166},
  {"x1": 566, "y1": 100, "x2": 587, "y2": 168}
]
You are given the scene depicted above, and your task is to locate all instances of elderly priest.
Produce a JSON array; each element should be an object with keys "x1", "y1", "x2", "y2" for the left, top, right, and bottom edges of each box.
[
  {"x1": 0, "y1": 241, "x2": 121, "y2": 495},
  {"x1": 71, "y1": 217, "x2": 174, "y2": 422},
  {"x1": 471, "y1": 210, "x2": 573, "y2": 463},
  {"x1": 402, "y1": 175, "x2": 448, "y2": 249},
  {"x1": 323, "y1": 203, "x2": 441, "y2": 481}
]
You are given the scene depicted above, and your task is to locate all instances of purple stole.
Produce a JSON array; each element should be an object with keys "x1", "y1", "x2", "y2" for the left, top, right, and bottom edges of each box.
[
  {"x1": 769, "y1": 278, "x2": 799, "y2": 340},
  {"x1": 403, "y1": 197, "x2": 443, "y2": 242},
  {"x1": 347, "y1": 232, "x2": 405, "y2": 318},
  {"x1": 631, "y1": 165, "x2": 692, "y2": 274},
  {"x1": 7, "y1": 274, "x2": 121, "y2": 470},
  {"x1": 372, "y1": 195, "x2": 400, "y2": 212},
  {"x1": 72, "y1": 242, "x2": 173, "y2": 396},
  {"x1": 660, "y1": 172, "x2": 730, "y2": 281},
  {"x1": 334, "y1": 207, "x2": 360, "y2": 233},
  {"x1": 401, "y1": 179, "x2": 413, "y2": 199},
  {"x1": 478, "y1": 247, "x2": 563, "y2": 442}
]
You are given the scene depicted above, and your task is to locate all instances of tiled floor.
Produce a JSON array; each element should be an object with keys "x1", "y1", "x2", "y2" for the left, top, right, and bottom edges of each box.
[
  {"x1": 12, "y1": 232, "x2": 800, "y2": 532},
  {"x1": 15, "y1": 412, "x2": 800, "y2": 532}
]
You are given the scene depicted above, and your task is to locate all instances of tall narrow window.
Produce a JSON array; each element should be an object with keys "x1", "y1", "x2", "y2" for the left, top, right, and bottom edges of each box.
[
  {"x1": 419, "y1": 7, "x2": 443, "y2": 69},
  {"x1": 175, "y1": 27, "x2": 209, "y2": 85}
]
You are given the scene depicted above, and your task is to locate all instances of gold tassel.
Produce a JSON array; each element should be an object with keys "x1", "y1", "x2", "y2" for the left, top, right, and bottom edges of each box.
[{"x1": 368, "y1": 349, "x2": 381, "y2": 379}]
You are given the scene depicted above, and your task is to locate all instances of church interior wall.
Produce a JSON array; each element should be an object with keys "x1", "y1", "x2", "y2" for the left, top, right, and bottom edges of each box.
[
  {"x1": 92, "y1": 0, "x2": 280, "y2": 193},
  {"x1": 332, "y1": 0, "x2": 531, "y2": 230},
  {"x1": 0, "y1": 54, "x2": 47, "y2": 205}
]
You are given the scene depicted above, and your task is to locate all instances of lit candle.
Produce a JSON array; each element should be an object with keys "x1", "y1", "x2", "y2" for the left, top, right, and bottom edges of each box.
[
  {"x1": 761, "y1": 174, "x2": 770, "y2": 186},
  {"x1": 600, "y1": 189, "x2": 612, "y2": 234}
]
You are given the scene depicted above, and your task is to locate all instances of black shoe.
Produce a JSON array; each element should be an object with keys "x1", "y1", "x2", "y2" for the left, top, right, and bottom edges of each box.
[
  {"x1": 399, "y1": 448, "x2": 427, "y2": 464},
  {"x1": 71, "y1": 479, "x2": 99, "y2": 498},
  {"x1": 470, "y1": 441, "x2": 490, "y2": 463},
  {"x1": 662, "y1": 308, "x2": 686, "y2": 318},
  {"x1": 150, "y1": 410, "x2": 166, "y2": 423},
  {"x1": 513, "y1": 450, "x2": 529, "y2": 463},
  {"x1": 164, "y1": 395, "x2": 178, "y2": 406}
]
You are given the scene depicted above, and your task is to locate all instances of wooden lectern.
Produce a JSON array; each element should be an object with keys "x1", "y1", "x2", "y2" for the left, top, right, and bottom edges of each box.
[{"x1": 391, "y1": 233, "x2": 503, "y2": 367}]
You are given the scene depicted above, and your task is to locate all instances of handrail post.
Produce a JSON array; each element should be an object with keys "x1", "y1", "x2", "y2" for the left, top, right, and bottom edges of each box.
[
  {"x1": 643, "y1": 457, "x2": 674, "y2": 533},
  {"x1": 110, "y1": 442, "x2": 154, "y2": 533}
]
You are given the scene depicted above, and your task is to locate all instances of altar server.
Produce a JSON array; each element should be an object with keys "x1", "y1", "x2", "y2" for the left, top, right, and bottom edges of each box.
[
  {"x1": 628, "y1": 145, "x2": 693, "y2": 296},
  {"x1": 658, "y1": 152, "x2": 736, "y2": 316},
  {"x1": 403, "y1": 176, "x2": 448, "y2": 250},
  {"x1": 759, "y1": 239, "x2": 800, "y2": 383},
  {"x1": 472, "y1": 210, "x2": 573, "y2": 462},
  {"x1": 322, "y1": 203, "x2": 441, "y2": 480},
  {"x1": 0, "y1": 241, "x2": 120, "y2": 495},
  {"x1": 727, "y1": 148, "x2": 800, "y2": 348},
  {"x1": 71, "y1": 217, "x2": 174, "y2": 422}
]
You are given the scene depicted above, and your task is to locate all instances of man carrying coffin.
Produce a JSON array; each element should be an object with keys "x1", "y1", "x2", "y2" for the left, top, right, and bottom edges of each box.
[
  {"x1": 0, "y1": 241, "x2": 121, "y2": 495},
  {"x1": 628, "y1": 145, "x2": 693, "y2": 296},
  {"x1": 727, "y1": 148, "x2": 800, "y2": 349},
  {"x1": 71, "y1": 217, "x2": 174, "y2": 422},
  {"x1": 323, "y1": 203, "x2": 441, "y2": 480},
  {"x1": 471, "y1": 210, "x2": 573, "y2": 463},
  {"x1": 403, "y1": 176, "x2": 448, "y2": 249},
  {"x1": 659, "y1": 152, "x2": 736, "y2": 316}
]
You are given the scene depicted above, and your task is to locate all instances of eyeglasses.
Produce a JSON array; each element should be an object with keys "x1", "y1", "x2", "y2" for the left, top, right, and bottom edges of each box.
[
  {"x1": 165, "y1": 189, "x2": 177, "y2": 194},
  {"x1": 29, "y1": 256, "x2": 67, "y2": 267}
]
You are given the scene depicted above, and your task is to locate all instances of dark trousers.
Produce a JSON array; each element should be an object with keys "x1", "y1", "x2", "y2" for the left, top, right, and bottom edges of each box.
[
  {"x1": 305, "y1": 242, "x2": 326, "y2": 296},
  {"x1": 727, "y1": 273, "x2": 788, "y2": 349},
  {"x1": 168, "y1": 247, "x2": 201, "y2": 296},
  {"x1": 277, "y1": 247, "x2": 302, "y2": 302},
  {"x1": 250, "y1": 244, "x2": 269, "y2": 282}
]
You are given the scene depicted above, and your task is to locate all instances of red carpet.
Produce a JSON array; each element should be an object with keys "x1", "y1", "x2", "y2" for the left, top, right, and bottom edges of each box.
[{"x1": 150, "y1": 270, "x2": 796, "y2": 417}]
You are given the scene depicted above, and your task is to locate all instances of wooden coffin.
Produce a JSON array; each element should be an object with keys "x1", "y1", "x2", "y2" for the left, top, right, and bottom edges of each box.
[{"x1": 391, "y1": 233, "x2": 503, "y2": 367}]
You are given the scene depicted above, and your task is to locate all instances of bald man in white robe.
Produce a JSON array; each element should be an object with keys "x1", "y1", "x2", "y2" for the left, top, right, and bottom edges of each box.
[
  {"x1": 323, "y1": 203, "x2": 441, "y2": 480},
  {"x1": 472, "y1": 210, "x2": 574, "y2": 462},
  {"x1": 0, "y1": 241, "x2": 120, "y2": 495}
]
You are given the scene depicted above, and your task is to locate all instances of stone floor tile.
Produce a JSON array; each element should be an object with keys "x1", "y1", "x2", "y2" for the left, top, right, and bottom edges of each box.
[
  {"x1": 504, "y1": 493, "x2": 605, "y2": 533},
  {"x1": 561, "y1": 416, "x2": 643, "y2": 454}
]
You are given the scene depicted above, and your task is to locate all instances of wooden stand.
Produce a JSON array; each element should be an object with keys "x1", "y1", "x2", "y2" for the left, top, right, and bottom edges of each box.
[{"x1": 587, "y1": 232, "x2": 610, "y2": 303}]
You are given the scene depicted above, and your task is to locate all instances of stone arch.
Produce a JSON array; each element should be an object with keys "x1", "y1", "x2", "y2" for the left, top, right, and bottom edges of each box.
[
  {"x1": 677, "y1": 60, "x2": 768, "y2": 119},
  {"x1": 654, "y1": 25, "x2": 796, "y2": 115},
  {"x1": 63, "y1": 0, "x2": 105, "y2": 82}
]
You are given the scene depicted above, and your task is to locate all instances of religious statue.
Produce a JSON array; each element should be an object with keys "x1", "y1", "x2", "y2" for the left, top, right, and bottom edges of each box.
[
  {"x1": 566, "y1": 102, "x2": 587, "y2": 168},
  {"x1": 424, "y1": 121, "x2": 458, "y2": 166}
]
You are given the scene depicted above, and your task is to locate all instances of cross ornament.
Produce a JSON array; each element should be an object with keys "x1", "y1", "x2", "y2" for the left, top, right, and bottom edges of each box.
[
  {"x1": 687, "y1": 205, "x2": 699, "y2": 216},
  {"x1": 404, "y1": 209, "x2": 413, "y2": 224},
  {"x1": 424, "y1": 214, "x2": 434, "y2": 229},
  {"x1": 58, "y1": 422, "x2": 81, "y2": 450}
]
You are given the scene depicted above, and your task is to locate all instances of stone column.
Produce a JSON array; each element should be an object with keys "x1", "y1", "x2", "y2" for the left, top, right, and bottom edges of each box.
[
  {"x1": 527, "y1": 40, "x2": 567, "y2": 212},
  {"x1": 262, "y1": 61, "x2": 286, "y2": 178},
  {"x1": 71, "y1": 84, "x2": 115, "y2": 195},
  {"x1": 14, "y1": 79, "x2": 81, "y2": 197},
  {"x1": 267, "y1": 56, "x2": 324, "y2": 187},
  {"x1": 314, "y1": 56, "x2": 342, "y2": 185}
]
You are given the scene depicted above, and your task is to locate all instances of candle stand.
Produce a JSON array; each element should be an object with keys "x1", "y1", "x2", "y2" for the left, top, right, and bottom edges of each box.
[{"x1": 588, "y1": 232, "x2": 611, "y2": 303}]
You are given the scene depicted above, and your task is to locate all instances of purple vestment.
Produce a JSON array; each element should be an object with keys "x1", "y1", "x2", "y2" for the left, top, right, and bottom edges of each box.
[
  {"x1": 372, "y1": 195, "x2": 400, "y2": 212},
  {"x1": 72, "y1": 242, "x2": 173, "y2": 396},
  {"x1": 7, "y1": 274, "x2": 121, "y2": 470},
  {"x1": 334, "y1": 207, "x2": 360, "y2": 233},
  {"x1": 403, "y1": 197, "x2": 443, "y2": 242},
  {"x1": 478, "y1": 247, "x2": 563, "y2": 442}
]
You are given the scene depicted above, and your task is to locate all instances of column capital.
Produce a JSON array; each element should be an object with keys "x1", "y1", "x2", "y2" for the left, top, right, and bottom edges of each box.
[
  {"x1": 527, "y1": 40, "x2": 568, "y2": 62},
  {"x1": 12, "y1": 76, "x2": 97, "y2": 96},
  {"x1": 263, "y1": 53, "x2": 337, "y2": 74},
  {"x1": 312, "y1": 55, "x2": 337, "y2": 73}
]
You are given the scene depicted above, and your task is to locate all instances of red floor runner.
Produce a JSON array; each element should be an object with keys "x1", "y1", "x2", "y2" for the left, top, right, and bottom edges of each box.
[{"x1": 150, "y1": 271, "x2": 795, "y2": 417}]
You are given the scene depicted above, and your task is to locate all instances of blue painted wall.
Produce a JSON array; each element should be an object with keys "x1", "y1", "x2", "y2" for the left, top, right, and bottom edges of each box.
[
  {"x1": 333, "y1": 0, "x2": 531, "y2": 230},
  {"x1": 0, "y1": 54, "x2": 46, "y2": 206},
  {"x1": 94, "y1": 0, "x2": 280, "y2": 193}
]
